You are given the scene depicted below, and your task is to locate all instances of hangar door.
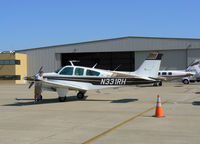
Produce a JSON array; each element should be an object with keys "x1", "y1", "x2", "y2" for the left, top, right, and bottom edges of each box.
[{"x1": 61, "y1": 52, "x2": 135, "y2": 71}]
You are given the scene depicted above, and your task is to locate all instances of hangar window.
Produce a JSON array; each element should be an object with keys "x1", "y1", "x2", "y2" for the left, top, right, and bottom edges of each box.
[
  {"x1": 0, "y1": 75, "x2": 20, "y2": 80},
  {"x1": 86, "y1": 69, "x2": 100, "y2": 76},
  {"x1": 75, "y1": 68, "x2": 84, "y2": 76},
  {"x1": 162, "y1": 72, "x2": 167, "y2": 76},
  {"x1": 0, "y1": 60, "x2": 20, "y2": 65},
  {"x1": 60, "y1": 67, "x2": 74, "y2": 75},
  {"x1": 168, "y1": 72, "x2": 172, "y2": 75}
]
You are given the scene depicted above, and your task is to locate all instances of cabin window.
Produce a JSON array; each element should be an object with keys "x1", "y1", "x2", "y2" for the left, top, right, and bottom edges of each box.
[
  {"x1": 60, "y1": 67, "x2": 74, "y2": 75},
  {"x1": 86, "y1": 69, "x2": 100, "y2": 76},
  {"x1": 75, "y1": 68, "x2": 84, "y2": 76},
  {"x1": 162, "y1": 72, "x2": 167, "y2": 76},
  {"x1": 158, "y1": 72, "x2": 160, "y2": 76},
  {"x1": 168, "y1": 72, "x2": 172, "y2": 75}
]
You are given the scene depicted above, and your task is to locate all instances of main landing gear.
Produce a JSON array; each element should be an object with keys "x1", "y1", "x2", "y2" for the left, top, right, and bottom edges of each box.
[
  {"x1": 59, "y1": 96, "x2": 66, "y2": 102},
  {"x1": 58, "y1": 91, "x2": 85, "y2": 102},
  {"x1": 77, "y1": 92, "x2": 85, "y2": 100},
  {"x1": 58, "y1": 92, "x2": 85, "y2": 102},
  {"x1": 57, "y1": 88, "x2": 86, "y2": 102},
  {"x1": 57, "y1": 88, "x2": 68, "y2": 102}
]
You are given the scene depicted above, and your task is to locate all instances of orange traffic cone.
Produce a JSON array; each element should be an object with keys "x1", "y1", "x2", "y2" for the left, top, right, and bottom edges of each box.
[{"x1": 153, "y1": 94, "x2": 165, "y2": 117}]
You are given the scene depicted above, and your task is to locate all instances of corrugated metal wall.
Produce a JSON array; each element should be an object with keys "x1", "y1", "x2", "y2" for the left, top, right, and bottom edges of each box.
[
  {"x1": 135, "y1": 50, "x2": 187, "y2": 70},
  {"x1": 17, "y1": 37, "x2": 200, "y2": 76},
  {"x1": 187, "y1": 49, "x2": 200, "y2": 65}
]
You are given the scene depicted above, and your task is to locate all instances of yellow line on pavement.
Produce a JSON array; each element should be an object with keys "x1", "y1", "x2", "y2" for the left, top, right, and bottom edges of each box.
[{"x1": 82, "y1": 101, "x2": 168, "y2": 144}]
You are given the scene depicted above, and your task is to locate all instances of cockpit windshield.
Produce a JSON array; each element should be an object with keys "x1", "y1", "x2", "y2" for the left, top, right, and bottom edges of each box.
[
  {"x1": 55, "y1": 67, "x2": 64, "y2": 73},
  {"x1": 60, "y1": 67, "x2": 74, "y2": 75}
]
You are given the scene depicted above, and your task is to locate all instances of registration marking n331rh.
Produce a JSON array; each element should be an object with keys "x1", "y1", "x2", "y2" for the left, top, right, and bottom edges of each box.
[{"x1": 100, "y1": 78, "x2": 127, "y2": 85}]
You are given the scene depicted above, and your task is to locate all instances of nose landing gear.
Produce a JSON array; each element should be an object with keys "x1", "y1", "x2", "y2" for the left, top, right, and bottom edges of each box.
[{"x1": 153, "y1": 81, "x2": 162, "y2": 86}]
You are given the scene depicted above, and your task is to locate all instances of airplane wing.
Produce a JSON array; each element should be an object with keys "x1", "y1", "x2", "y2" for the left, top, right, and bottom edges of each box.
[
  {"x1": 25, "y1": 76, "x2": 88, "y2": 91},
  {"x1": 25, "y1": 75, "x2": 157, "y2": 92},
  {"x1": 41, "y1": 80, "x2": 88, "y2": 91}
]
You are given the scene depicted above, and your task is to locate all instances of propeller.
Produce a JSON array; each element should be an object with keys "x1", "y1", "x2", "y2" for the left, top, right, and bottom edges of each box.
[
  {"x1": 38, "y1": 66, "x2": 43, "y2": 73},
  {"x1": 28, "y1": 81, "x2": 34, "y2": 89},
  {"x1": 28, "y1": 66, "x2": 43, "y2": 89}
]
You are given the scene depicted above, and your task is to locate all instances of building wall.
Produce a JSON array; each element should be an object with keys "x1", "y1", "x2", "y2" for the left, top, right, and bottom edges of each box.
[
  {"x1": 15, "y1": 53, "x2": 27, "y2": 84},
  {"x1": 0, "y1": 53, "x2": 27, "y2": 84},
  {"x1": 187, "y1": 49, "x2": 200, "y2": 65},
  {"x1": 0, "y1": 53, "x2": 16, "y2": 84},
  {"x1": 21, "y1": 48, "x2": 56, "y2": 76},
  {"x1": 135, "y1": 50, "x2": 187, "y2": 70},
  {"x1": 17, "y1": 37, "x2": 200, "y2": 75},
  {"x1": 0, "y1": 54, "x2": 16, "y2": 75}
]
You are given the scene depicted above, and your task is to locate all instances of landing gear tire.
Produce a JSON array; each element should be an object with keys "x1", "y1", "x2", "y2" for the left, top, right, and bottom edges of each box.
[
  {"x1": 77, "y1": 92, "x2": 85, "y2": 100},
  {"x1": 59, "y1": 96, "x2": 66, "y2": 102},
  {"x1": 158, "y1": 81, "x2": 162, "y2": 86},
  {"x1": 183, "y1": 79, "x2": 189, "y2": 84}
]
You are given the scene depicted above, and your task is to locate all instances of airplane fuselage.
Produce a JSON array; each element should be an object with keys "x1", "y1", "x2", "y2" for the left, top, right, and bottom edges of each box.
[{"x1": 158, "y1": 70, "x2": 194, "y2": 81}]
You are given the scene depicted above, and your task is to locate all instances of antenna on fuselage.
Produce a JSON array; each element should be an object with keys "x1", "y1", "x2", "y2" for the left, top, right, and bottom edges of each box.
[
  {"x1": 69, "y1": 60, "x2": 80, "y2": 66},
  {"x1": 92, "y1": 63, "x2": 98, "y2": 68},
  {"x1": 113, "y1": 65, "x2": 121, "y2": 71}
]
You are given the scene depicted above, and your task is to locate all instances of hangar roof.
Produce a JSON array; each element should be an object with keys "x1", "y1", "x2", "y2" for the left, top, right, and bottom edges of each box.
[{"x1": 16, "y1": 36, "x2": 200, "y2": 53}]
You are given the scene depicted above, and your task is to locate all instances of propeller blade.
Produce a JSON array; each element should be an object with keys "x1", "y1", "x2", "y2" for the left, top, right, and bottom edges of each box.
[
  {"x1": 29, "y1": 82, "x2": 34, "y2": 89},
  {"x1": 38, "y1": 66, "x2": 43, "y2": 73},
  {"x1": 27, "y1": 66, "x2": 43, "y2": 89}
]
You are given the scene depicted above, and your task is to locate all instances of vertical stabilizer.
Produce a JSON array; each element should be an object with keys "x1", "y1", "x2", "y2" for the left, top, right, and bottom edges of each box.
[
  {"x1": 134, "y1": 53, "x2": 163, "y2": 78},
  {"x1": 186, "y1": 59, "x2": 200, "y2": 75}
]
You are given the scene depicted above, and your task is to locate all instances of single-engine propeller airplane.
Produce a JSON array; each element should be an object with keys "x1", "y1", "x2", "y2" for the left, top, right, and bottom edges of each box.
[{"x1": 25, "y1": 52, "x2": 163, "y2": 102}]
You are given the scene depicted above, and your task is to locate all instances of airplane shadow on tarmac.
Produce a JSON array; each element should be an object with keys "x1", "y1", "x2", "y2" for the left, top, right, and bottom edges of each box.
[
  {"x1": 192, "y1": 101, "x2": 200, "y2": 106},
  {"x1": 2, "y1": 96, "x2": 138, "y2": 106},
  {"x1": 136, "y1": 85, "x2": 155, "y2": 87}
]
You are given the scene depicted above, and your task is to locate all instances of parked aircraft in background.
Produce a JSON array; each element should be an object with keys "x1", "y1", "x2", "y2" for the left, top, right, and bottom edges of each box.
[
  {"x1": 157, "y1": 60, "x2": 200, "y2": 84},
  {"x1": 182, "y1": 59, "x2": 200, "y2": 84},
  {"x1": 158, "y1": 70, "x2": 194, "y2": 81},
  {"x1": 25, "y1": 52, "x2": 163, "y2": 102}
]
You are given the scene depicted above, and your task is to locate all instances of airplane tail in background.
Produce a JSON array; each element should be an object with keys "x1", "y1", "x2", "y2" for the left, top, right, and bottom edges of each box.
[
  {"x1": 134, "y1": 53, "x2": 163, "y2": 78},
  {"x1": 186, "y1": 59, "x2": 200, "y2": 72},
  {"x1": 186, "y1": 59, "x2": 200, "y2": 77}
]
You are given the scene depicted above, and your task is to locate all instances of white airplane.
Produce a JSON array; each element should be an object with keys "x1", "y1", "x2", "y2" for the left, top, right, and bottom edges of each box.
[
  {"x1": 133, "y1": 58, "x2": 200, "y2": 86},
  {"x1": 25, "y1": 52, "x2": 163, "y2": 102},
  {"x1": 158, "y1": 70, "x2": 194, "y2": 81},
  {"x1": 182, "y1": 59, "x2": 200, "y2": 84}
]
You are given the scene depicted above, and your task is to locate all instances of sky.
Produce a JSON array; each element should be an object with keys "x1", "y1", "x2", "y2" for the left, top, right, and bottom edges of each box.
[{"x1": 0, "y1": 0, "x2": 200, "y2": 51}]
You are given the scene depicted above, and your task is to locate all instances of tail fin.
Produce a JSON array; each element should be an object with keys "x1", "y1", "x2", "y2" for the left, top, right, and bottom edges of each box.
[
  {"x1": 134, "y1": 52, "x2": 163, "y2": 78},
  {"x1": 186, "y1": 59, "x2": 200, "y2": 72}
]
